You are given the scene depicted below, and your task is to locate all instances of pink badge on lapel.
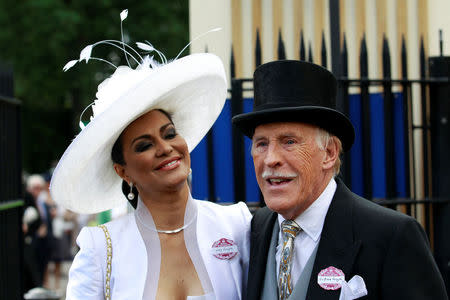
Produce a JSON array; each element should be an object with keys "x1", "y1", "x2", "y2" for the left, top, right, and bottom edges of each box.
[
  {"x1": 317, "y1": 266, "x2": 345, "y2": 290},
  {"x1": 211, "y1": 238, "x2": 238, "y2": 260}
]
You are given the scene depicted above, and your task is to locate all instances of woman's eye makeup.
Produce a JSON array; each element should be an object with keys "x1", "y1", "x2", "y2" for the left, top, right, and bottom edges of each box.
[
  {"x1": 131, "y1": 125, "x2": 176, "y2": 152},
  {"x1": 164, "y1": 127, "x2": 177, "y2": 139},
  {"x1": 135, "y1": 142, "x2": 152, "y2": 152}
]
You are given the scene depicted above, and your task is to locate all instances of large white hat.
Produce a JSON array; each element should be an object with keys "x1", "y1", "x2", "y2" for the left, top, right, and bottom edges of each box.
[{"x1": 50, "y1": 11, "x2": 227, "y2": 214}]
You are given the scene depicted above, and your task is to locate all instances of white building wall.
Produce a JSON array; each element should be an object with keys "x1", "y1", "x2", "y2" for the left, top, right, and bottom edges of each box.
[
  {"x1": 428, "y1": 0, "x2": 450, "y2": 56},
  {"x1": 189, "y1": 0, "x2": 232, "y2": 83}
]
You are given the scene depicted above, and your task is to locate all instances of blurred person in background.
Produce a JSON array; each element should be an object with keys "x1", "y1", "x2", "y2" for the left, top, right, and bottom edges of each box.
[
  {"x1": 35, "y1": 173, "x2": 54, "y2": 288},
  {"x1": 25, "y1": 174, "x2": 49, "y2": 288},
  {"x1": 23, "y1": 174, "x2": 44, "y2": 291},
  {"x1": 41, "y1": 172, "x2": 76, "y2": 291}
]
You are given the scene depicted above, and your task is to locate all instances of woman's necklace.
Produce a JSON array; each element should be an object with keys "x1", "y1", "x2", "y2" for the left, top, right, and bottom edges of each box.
[
  {"x1": 137, "y1": 213, "x2": 195, "y2": 234},
  {"x1": 155, "y1": 218, "x2": 195, "y2": 234}
]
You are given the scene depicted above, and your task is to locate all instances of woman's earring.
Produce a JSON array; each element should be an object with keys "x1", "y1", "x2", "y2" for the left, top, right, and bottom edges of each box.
[{"x1": 127, "y1": 182, "x2": 135, "y2": 200}]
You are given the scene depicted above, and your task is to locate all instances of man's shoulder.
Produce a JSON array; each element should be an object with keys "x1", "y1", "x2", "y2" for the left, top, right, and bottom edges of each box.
[
  {"x1": 350, "y1": 191, "x2": 412, "y2": 224},
  {"x1": 330, "y1": 182, "x2": 427, "y2": 254},
  {"x1": 336, "y1": 179, "x2": 412, "y2": 222},
  {"x1": 251, "y1": 206, "x2": 277, "y2": 229},
  {"x1": 252, "y1": 206, "x2": 275, "y2": 218},
  {"x1": 335, "y1": 181, "x2": 419, "y2": 238}
]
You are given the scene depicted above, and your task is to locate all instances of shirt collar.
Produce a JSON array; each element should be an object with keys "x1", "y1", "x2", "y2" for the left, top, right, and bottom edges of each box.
[{"x1": 278, "y1": 177, "x2": 336, "y2": 242}]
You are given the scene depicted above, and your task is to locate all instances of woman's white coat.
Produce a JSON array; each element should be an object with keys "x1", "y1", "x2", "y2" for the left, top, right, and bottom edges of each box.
[{"x1": 66, "y1": 200, "x2": 251, "y2": 300}]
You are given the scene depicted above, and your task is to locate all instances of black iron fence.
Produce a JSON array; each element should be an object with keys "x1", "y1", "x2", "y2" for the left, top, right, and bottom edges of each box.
[
  {"x1": 227, "y1": 30, "x2": 450, "y2": 292},
  {"x1": 0, "y1": 62, "x2": 23, "y2": 300}
]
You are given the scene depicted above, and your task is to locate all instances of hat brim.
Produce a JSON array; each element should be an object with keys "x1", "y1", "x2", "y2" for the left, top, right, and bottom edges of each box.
[
  {"x1": 50, "y1": 54, "x2": 227, "y2": 214},
  {"x1": 232, "y1": 106, "x2": 355, "y2": 152}
]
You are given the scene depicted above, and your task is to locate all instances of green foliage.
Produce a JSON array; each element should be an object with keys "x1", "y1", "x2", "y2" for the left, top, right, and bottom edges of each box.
[{"x1": 0, "y1": 0, "x2": 188, "y2": 173}]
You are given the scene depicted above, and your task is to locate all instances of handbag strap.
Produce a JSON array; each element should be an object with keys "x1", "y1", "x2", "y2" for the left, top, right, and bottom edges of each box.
[{"x1": 99, "y1": 224, "x2": 112, "y2": 300}]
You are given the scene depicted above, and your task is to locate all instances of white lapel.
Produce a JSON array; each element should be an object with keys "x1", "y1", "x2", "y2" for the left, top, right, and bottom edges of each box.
[
  {"x1": 196, "y1": 201, "x2": 243, "y2": 300},
  {"x1": 108, "y1": 214, "x2": 147, "y2": 300}
]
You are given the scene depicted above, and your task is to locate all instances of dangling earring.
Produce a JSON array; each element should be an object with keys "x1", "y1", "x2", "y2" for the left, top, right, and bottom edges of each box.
[{"x1": 127, "y1": 182, "x2": 135, "y2": 200}]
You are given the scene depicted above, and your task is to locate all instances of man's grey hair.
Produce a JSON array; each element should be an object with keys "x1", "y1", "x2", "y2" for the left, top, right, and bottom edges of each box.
[{"x1": 315, "y1": 128, "x2": 343, "y2": 175}]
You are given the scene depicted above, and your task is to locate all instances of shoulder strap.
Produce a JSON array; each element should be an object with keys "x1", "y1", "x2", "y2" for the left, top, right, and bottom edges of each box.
[{"x1": 98, "y1": 224, "x2": 112, "y2": 300}]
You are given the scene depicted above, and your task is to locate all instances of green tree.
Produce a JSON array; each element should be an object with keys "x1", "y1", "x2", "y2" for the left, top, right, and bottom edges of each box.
[{"x1": 0, "y1": 0, "x2": 188, "y2": 173}]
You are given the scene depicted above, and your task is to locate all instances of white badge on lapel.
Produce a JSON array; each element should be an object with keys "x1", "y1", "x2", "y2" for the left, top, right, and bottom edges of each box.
[
  {"x1": 211, "y1": 238, "x2": 238, "y2": 260},
  {"x1": 317, "y1": 266, "x2": 368, "y2": 300}
]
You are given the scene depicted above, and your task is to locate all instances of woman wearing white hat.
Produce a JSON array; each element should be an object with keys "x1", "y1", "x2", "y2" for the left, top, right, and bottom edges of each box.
[{"x1": 50, "y1": 10, "x2": 250, "y2": 300}]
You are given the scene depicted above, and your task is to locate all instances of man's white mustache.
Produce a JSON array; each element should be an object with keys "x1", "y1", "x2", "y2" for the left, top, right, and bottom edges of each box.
[{"x1": 261, "y1": 170, "x2": 298, "y2": 180}]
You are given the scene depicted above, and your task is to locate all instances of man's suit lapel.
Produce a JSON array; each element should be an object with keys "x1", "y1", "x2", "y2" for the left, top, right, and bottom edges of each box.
[
  {"x1": 247, "y1": 207, "x2": 278, "y2": 300},
  {"x1": 306, "y1": 179, "x2": 362, "y2": 299}
]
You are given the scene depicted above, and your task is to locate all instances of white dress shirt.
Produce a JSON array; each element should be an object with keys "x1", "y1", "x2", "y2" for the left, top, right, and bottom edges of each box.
[{"x1": 276, "y1": 178, "x2": 337, "y2": 285}]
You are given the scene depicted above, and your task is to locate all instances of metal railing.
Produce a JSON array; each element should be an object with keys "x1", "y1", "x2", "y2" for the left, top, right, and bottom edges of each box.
[{"x1": 0, "y1": 62, "x2": 23, "y2": 300}]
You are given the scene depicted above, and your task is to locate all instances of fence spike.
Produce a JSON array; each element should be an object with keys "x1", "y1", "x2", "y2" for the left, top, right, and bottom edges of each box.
[
  {"x1": 255, "y1": 28, "x2": 262, "y2": 67},
  {"x1": 341, "y1": 33, "x2": 348, "y2": 76},
  {"x1": 360, "y1": 34, "x2": 368, "y2": 77},
  {"x1": 321, "y1": 31, "x2": 327, "y2": 68},
  {"x1": 278, "y1": 29, "x2": 286, "y2": 60},
  {"x1": 420, "y1": 36, "x2": 426, "y2": 77},
  {"x1": 382, "y1": 34, "x2": 391, "y2": 78},
  {"x1": 308, "y1": 42, "x2": 313, "y2": 63},
  {"x1": 419, "y1": 34, "x2": 429, "y2": 197},
  {"x1": 300, "y1": 30, "x2": 306, "y2": 61},
  {"x1": 230, "y1": 45, "x2": 236, "y2": 79},
  {"x1": 359, "y1": 33, "x2": 372, "y2": 198},
  {"x1": 401, "y1": 35, "x2": 408, "y2": 78},
  {"x1": 400, "y1": 34, "x2": 411, "y2": 197},
  {"x1": 381, "y1": 34, "x2": 396, "y2": 198}
]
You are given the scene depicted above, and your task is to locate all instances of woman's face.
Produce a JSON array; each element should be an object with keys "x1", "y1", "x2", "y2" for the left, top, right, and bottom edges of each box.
[{"x1": 114, "y1": 110, "x2": 190, "y2": 196}]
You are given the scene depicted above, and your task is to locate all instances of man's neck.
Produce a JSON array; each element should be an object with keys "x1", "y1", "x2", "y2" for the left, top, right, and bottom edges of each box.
[{"x1": 282, "y1": 172, "x2": 335, "y2": 220}]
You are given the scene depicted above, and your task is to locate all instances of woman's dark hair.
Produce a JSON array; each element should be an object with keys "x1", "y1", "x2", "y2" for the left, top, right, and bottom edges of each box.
[{"x1": 111, "y1": 109, "x2": 174, "y2": 208}]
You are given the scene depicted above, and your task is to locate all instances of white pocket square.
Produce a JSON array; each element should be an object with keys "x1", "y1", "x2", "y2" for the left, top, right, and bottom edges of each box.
[{"x1": 338, "y1": 275, "x2": 368, "y2": 300}]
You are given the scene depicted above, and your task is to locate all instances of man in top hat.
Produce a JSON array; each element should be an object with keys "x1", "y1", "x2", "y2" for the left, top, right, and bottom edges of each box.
[{"x1": 232, "y1": 60, "x2": 448, "y2": 299}]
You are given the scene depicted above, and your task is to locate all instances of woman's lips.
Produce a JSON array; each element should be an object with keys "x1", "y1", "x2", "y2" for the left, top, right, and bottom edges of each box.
[{"x1": 156, "y1": 158, "x2": 181, "y2": 170}]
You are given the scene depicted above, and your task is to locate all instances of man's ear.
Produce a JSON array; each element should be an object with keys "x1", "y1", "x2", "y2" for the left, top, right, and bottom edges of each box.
[
  {"x1": 322, "y1": 137, "x2": 339, "y2": 171},
  {"x1": 114, "y1": 163, "x2": 129, "y2": 183}
]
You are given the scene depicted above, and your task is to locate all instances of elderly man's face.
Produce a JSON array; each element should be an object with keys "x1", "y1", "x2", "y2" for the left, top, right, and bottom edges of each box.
[{"x1": 251, "y1": 122, "x2": 333, "y2": 220}]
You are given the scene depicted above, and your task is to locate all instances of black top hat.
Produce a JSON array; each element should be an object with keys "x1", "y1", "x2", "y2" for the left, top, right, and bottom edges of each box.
[{"x1": 231, "y1": 60, "x2": 355, "y2": 151}]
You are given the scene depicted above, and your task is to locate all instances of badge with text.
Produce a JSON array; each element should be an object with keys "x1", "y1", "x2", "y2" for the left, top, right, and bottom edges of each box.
[
  {"x1": 211, "y1": 238, "x2": 238, "y2": 260},
  {"x1": 317, "y1": 266, "x2": 345, "y2": 290}
]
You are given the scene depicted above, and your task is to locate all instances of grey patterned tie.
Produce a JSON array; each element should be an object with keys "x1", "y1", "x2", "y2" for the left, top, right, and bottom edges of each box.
[{"x1": 278, "y1": 220, "x2": 301, "y2": 300}]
